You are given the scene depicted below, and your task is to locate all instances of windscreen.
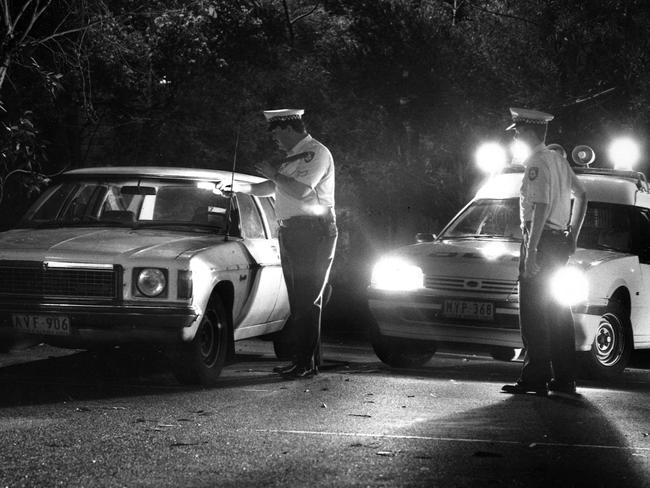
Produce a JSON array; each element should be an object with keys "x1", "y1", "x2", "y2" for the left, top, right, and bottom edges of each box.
[
  {"x1": 19, "y1": 178, "x2": 231, "y2": 232},
  {"x1": 440, "y1": 198, "x2": 522, "y2": 240}
]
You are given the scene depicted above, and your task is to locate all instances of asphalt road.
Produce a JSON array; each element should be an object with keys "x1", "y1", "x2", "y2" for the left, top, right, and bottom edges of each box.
[{"x1": 0, "y1": 334, "x2": 649, "y2": 488}]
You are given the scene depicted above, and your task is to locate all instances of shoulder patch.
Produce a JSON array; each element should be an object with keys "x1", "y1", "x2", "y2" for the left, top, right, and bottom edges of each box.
[
  {"x1": 528, "y1": 167, "x2": 539, "y2": 181},
  {"x1": 283, "y1": 151, "x2": 316, "y2": 163}
]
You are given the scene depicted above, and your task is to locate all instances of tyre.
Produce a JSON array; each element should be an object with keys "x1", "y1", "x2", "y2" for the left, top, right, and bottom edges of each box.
[
  {"x1": 370, "y1": 321, "x2": 436, "y2": 368},
  {"x1": 581, "y1": 303, "x2": 633, "y2": 380},
  {"x1": 170, "y1": 295, "x2": 230, "y2": 386},
  {"x1": 490, "y1": 347, "x2": 522, "y2": 362}
]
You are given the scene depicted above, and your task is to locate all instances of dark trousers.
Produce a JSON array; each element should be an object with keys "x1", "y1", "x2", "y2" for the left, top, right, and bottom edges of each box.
[
  {"x1": 518, "y1": 231, "x2": 576, "y2": 385},
  {"x1": 278, "y1": 217, "x2": 337, "y2": 367}
]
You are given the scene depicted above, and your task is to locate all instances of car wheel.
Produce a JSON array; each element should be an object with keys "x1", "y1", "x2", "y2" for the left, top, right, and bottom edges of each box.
[
  {"x1": 370, "y1": 321, "x2": 436, "y2": 368},
  {"x1": 490, "y1": 347, "x2": 522, "y2": 362},
  {"x1": 581, "y1": 304, "x2": 633, "y2": 379},
  {"x1": 170, "y1": 296, "x2": 229, "y2": 386}
]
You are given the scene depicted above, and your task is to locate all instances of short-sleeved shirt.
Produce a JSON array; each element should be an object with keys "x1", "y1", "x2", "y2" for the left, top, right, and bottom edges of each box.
[
  {"x1": 275, "y1": 134, "x2": 335, "y2": 220},
  {"x1": 520, "y1": 144, "x2": 573, "y2": 231}
]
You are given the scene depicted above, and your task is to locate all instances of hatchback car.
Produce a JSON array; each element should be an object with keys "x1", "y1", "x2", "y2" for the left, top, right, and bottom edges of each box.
[
  {"x1": 368, "y1": 153, "x2": 650, "y2": 379},
  {"x1": 0, "y1": 167, "x2": 289, "y2": 385}
]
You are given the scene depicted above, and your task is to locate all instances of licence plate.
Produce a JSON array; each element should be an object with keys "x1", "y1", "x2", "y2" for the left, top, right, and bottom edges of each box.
[
  {"x1": 12, "y1": 314, "x2": 71, "y2": 336},
  {"x1": 443, "y1": 300, "x2": 494, "y2": 321}
]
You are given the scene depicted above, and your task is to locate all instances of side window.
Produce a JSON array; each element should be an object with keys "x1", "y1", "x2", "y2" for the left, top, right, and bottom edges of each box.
[
  {"x1": 257, "y1": 197, "x2": 279, "y2": 238},
  {"x1": 236, "y1": 193, "x2": 265, "y2": 239},
  {"x1": 630, "y1": 208, "x2": 650, "y2": 262}
]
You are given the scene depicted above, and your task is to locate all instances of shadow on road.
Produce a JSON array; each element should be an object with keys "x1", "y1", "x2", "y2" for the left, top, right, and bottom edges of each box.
[
  {"x1": 385, "y1": 394, "x2": 649, "y2": 488},
  {"x1": 0, "y1": 336, "x2": 647, "y2": 408},
  {"x1": 0, "y1": 346, "x2": 302, "y2": 408}
]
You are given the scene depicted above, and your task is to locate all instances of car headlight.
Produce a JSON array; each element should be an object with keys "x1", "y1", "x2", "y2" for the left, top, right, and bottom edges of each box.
[
  {"x1": 134, "y1": 268, "x2": 167, "y2": 297},
  {"x1": 371, "y1": 258, "x2": 424, "y2": 291},
  {"x1": 549, "y1": 266, "x2": 588, "y2": 306}
]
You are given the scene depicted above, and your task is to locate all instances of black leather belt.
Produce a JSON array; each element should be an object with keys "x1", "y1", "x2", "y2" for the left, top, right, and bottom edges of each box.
[{"x1": 279, "y1": 215, "x2": 334, "y2": 228}]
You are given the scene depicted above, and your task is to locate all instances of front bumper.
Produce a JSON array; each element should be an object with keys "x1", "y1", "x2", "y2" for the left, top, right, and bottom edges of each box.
[
  {"x1": 368, "y1": 288, "x2": 606, "y2": 351},
  {"x1": 0, "y1": 300, "x2": 200, "y2": 347}
]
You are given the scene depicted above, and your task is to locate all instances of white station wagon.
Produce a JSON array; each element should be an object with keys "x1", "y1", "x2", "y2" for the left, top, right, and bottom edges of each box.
[
  {"x1": 368, "y1": 154, "x2": 650, "y2": 379},
  {"x1": 0, "y1": 167, "x2": 289, "y2": 385}
]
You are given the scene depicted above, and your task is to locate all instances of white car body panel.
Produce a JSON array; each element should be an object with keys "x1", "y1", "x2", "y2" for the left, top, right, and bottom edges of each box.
[{"x1": 0, "y1": 167, "x2": 290, "y2": 349}]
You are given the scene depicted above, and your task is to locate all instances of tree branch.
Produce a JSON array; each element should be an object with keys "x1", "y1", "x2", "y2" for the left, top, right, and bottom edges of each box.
[
  {"x1": 464, "y1": 0, "x2": 539, "y2": 26},
  {"x1": 291, "y1": 3, "x2": 320, "y2": 24}
]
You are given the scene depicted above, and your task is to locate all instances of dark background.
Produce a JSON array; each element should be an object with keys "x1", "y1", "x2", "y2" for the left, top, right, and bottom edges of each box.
[{"x1": 3, "y1": 0, "x2": 650, "y2": 331}]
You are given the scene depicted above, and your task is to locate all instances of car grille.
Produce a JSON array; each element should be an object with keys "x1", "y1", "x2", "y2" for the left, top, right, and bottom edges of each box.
[
  {"x1": 0, "y1": 261, "x2": 119, "y2": 300},
  {"x1": 425, "y1": 275, "x2": 518, "y2": 294}
]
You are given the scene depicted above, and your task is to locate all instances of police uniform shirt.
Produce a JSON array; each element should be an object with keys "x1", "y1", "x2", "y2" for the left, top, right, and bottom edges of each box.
[
  {"x1": 520, "y1": 143, "x2": 573, "y2": 231},
  {"x1": 275, "y1": 134, "x2": 335, "y2": 220}
]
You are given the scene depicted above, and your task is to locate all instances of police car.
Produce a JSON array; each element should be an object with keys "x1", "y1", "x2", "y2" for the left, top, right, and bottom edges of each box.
[{"x1": 368, "y1": 139, "x2": 650, "y2": 379}]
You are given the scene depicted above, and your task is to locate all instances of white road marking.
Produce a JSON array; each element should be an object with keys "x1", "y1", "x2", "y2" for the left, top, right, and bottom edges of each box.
[{"x1": 257, "y1": 429, "x2": 650, "y2": 452}]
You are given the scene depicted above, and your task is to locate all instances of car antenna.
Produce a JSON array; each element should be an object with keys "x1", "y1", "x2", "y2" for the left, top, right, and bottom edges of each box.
[{"x1": 224, "y1": 125, "x2": 240, "y2": 241}]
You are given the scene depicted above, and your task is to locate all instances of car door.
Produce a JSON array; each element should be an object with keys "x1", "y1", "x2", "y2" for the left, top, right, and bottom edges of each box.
[
  {"x1": 233, "y1": 193, "x2": 286, "y2": 337},
  {"x1": 256, "y1": 196, "x2": 290, "y2": 321},
  {"x1": 629, "y1": 204, "x2": 650, "y2": 345}
]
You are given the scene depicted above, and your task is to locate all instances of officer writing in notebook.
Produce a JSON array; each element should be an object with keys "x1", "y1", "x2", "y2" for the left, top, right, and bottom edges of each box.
[{"x1": 237, "y1": 108, "x2": 337, "y2": 379}]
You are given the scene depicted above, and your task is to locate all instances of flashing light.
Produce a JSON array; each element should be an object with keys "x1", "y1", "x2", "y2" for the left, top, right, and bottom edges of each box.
[
  {"x1": 475, "y1": 142, "x2": 507, "y2": 174},
  {"x1": 511, "y1": 140, "x2": 531, "y2": 164},
  {"x1": 371, "y1": 258, "x2": 424, "y2": 291},
  {"x1": 609, "y1": 137, "x2": 640, "y2": 170},
  {"x1": 549, "y1": 266, "x2": 588, "y2": 306}
]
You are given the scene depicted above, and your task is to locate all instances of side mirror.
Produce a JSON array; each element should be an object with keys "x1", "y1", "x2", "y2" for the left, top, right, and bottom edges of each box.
[{"x1": 415, "y1": 233, "x2": 436, "y2": 243}]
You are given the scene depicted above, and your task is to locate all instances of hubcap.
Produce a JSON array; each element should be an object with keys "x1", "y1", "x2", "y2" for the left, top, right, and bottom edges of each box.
[{"x1": 595, "y1": 316, "x2": 623, "y2": 366}]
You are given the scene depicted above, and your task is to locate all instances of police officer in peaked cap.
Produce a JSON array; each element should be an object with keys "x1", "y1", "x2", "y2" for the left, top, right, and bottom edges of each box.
[
  {"x1": 502, "y1": 107, "x2": 588, "y2": 397},
  {"x1": 236, "y1": 108, "x2": 337, "y2": 379}
]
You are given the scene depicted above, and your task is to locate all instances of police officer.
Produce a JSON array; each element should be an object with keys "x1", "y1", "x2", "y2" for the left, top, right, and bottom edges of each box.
[
  {"x1": 236, "y1": 108, "x2": 337, "y2": 379},
  {"x1": 501, "y1": 107, "x2": 587, "y2": 397}
]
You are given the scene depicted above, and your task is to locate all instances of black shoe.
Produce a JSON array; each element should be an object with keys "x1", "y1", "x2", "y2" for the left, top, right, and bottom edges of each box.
[
  {"x1": 548, "y1": 380, "x2": 580, "y2": 398},
  {"x1": 273, "y1": 362, "x2": 298, "y2": 374},
  {"x1": 501, "y1": 382, "x2": 548, "y2": 396},
  {"x1": 283, "y1": 364, "x2": 318, "y2": 379}
]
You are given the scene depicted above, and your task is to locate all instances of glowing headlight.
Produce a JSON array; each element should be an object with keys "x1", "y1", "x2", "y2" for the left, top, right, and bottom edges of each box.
[
  {"x1": 135, "y1": 268, "x2": 167, "y2": 297},
  {"x1": 475, "y1": 142, "x2": 507, "y2": 174},
  {"x1": 549, "y1": 266, "x2": 588, "y2": 306},
  {"x1": 371, "y1": 258, "x2": 424, "y2": 291}
]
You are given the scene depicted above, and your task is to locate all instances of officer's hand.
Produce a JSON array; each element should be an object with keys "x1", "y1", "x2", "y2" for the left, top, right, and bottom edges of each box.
[{"x1": 523, "y1": 249, "x2": 540, "y2": 278}]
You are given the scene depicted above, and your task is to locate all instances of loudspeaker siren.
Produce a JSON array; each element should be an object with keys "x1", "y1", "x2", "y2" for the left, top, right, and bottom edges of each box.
[{"x1": 571, "y1": 145, "x2": 596, "y2": 167}]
